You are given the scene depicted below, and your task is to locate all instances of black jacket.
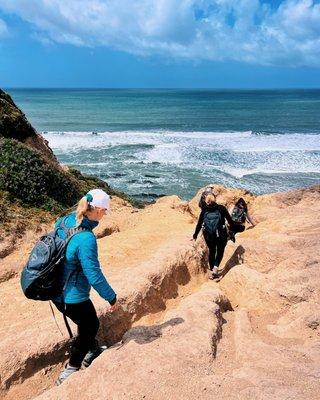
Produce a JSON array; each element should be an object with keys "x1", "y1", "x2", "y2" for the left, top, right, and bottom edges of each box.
[{"x1": 193, "y1": 203, "x2": 234, "y2": 240}]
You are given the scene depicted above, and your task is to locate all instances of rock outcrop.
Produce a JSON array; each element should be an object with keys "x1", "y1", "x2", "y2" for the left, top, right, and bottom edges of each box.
[
  {"x1": 0, "y1": 89, "x2": 56, "y2": 163},
  {"x1": 1, "y1": 184, "x2": 320, "y2": 400}
]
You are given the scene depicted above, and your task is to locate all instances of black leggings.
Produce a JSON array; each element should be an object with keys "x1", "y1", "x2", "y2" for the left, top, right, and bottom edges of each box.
[
  {"x1": 204, "y1": 235, "x2": 227, "y2": 270},
  {"x1": 230, "y1": 224, "x2": 245, "y2": 235},
  {"x1": 54, "y1": 299, "x2": 100, "y2": 368}
]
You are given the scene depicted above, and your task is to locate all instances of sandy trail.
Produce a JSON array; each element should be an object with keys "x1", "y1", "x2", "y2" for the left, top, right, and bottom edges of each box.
[
  {"x1": 1, "y1": 186, "x2": 320, "y2": 400},
  {"x1": 0, "y1": 196, "x2": 205, "y2": 399}
]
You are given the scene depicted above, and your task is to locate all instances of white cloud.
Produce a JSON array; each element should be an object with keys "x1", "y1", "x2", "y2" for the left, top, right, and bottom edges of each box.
[
  {"x1": 0, "y1": 0, "x2": 319, "y2": 66},
  {"x1": 0, "y1": 18, "x2": 8, "y2": 37}
]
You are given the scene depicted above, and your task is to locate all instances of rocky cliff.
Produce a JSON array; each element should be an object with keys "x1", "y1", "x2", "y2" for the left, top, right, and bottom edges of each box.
[
  {"x1": 1, "y1": 88, "x2": 319, "y2": 400},
  {"x1": 0, "y1": 89, "x2": 56, "y2": 163},
  {"x1": 0, "y1": 184, "x2": 319, "y2": 400}
]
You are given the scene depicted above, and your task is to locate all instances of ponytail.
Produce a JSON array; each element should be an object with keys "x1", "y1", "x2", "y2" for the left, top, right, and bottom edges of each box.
[
  {"x1": 205, "y1": 193, "x2": 216, "y2": 206},
  {"x1": 76, "y1": 196, "x2": 89, "y2": 226}
]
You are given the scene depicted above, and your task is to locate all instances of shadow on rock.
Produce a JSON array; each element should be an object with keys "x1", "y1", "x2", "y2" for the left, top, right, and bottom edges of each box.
[
  {"x1": 120, "y1": 317, "x2": 184, "y2": 345},
  {"x1": 219, "y1": 245, "x2": 245, "y2": 279}
]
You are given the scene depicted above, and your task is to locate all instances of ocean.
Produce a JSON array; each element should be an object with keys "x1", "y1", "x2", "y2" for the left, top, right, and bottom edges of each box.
[{"x1": 7, "y1": 89, "x2": 320, "y2": 201}]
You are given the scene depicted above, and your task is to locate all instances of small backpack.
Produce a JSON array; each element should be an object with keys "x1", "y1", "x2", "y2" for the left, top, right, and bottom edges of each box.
[
  {"x1": 21, "y1": 219, "x2": 86, "y2": 301},
  {"x1": 202, "y1": 208, "x2": 224, "y2": 238},
  {"x1": 231, "y1": 205, "x2": 246, "y2": 224}
]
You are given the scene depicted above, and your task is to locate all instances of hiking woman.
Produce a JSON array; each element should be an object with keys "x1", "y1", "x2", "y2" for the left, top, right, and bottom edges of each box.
[
  {"x1": 228, "y1": 198, "x2": 255, "y2": 242},
  {"x1": 192, "y1": 193, "x2": 234, "y2": 279},
  {"x1": 54, "y1": 189, "x2": 117, "y2": 385}
]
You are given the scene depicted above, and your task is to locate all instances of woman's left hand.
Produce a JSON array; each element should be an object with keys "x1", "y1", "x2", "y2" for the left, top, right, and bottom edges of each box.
[{"x1": 109, "y1": 301, "x2": 118, "y2": 313}]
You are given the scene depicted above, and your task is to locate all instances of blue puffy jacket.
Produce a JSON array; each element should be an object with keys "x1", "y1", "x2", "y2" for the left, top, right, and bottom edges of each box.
[{"x1": 54, "y1": 212, "x2": 116, "y2": 305}]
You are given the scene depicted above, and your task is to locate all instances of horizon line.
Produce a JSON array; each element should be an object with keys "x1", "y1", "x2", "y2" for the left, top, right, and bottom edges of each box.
[{"x1": 3, "y1": 87, "x2": 320, "y2": 91}]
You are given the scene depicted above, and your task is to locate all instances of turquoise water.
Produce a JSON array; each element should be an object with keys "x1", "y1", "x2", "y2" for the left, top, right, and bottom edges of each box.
[{"x1": 8, "y1": 89, "x2": 320, "y2": 201}]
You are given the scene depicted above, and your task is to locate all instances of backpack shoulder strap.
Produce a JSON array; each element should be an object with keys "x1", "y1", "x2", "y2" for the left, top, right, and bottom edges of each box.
[
  {"x1": 58, "y1": 216, "x2": 89, "y2": 242},
  {"x1": 65, "y1": 226, "x2": 89, "y2": 242},
  {"x1": 56, "y1": 216, "x2": 70, "y2": 237}
]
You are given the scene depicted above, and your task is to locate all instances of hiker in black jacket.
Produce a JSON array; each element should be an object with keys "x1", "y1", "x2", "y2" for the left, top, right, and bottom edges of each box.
[
  {"x1": 228, "y1": 198, "x2": 255, "y2": 242},
  {"x1": 192, "y1": 192, "x2": 234, "y2": 279}
]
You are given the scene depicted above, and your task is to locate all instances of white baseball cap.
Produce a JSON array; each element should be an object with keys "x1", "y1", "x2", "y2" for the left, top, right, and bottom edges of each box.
[{"x1": 86, "y1": 189, "x2": 111, "y2": 211}]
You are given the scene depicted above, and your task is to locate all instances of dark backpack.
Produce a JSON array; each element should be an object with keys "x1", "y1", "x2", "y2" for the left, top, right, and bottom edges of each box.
[
  {"x1": 202, "y1": 208, "x2": 224, "y2": 238},
  {"x1": 21, "y1": 220, "x2": 86, "y2": 301},
  {"x1": 231, "y1": 206, "x2": 246, "y2": 224}
]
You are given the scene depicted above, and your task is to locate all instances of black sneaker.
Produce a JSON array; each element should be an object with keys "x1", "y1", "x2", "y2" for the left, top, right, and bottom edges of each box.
[
  {"x1": 208, "y1": 266, "x2": 219, "y2": 280},
  {"x1": 82, "y1": 345, "x2": 107, "y2": 368}
]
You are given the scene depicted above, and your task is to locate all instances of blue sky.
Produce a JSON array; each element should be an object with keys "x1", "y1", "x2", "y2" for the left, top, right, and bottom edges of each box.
[{"x1": 0, "y1": 0, "x2": 319, "y2": 88}]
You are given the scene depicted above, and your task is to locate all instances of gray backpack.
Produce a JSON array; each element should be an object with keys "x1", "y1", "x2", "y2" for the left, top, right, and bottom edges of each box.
[
  {"x1": 20, "y1": 220, "x2": 86, "y2": 301},
  {"x1": 202, "y1": 209, "x2": 224, "y2": 238}
]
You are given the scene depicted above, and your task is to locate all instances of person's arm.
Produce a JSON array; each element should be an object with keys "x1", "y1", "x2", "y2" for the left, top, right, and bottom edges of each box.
[
  {"x1": 77, "y1": 233, "x2": 117, "y2": 305},
  {"x1": 193, "y1": 210, "x2": 205, "y2": 240},
  {"x1": 221, "y1": 206, "x2": 234, "y2": 227},
  {"x1": 246, "y1": 212, "x2": 255, "y2": 226}
]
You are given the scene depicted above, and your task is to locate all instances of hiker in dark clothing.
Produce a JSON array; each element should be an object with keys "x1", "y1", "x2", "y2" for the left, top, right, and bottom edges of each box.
[
  {"x1": 192, "y1": 193, "x2": 234, "y2": 279},
  {"x1": 228, "y1": 198, "x2": 255, "y2": 242}
]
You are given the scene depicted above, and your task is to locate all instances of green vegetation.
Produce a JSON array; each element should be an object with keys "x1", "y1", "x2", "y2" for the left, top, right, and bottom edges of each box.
[
  {"x1": 0, "y1": 138, "x2": 80, "y2": 212},
  {"x1": 0, "y1": 138, "x2": 143, "y2": 217}
]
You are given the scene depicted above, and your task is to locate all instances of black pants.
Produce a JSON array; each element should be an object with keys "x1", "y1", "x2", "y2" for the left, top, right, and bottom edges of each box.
[
  {"x1": 54, "y1": 299, "x2": 100, "y2": 368},
  {"x1": 230, "y1": 224, "x2": 245, "y2": 235},
  {"x1": 204, "y1": 235, "x2": 227, "y2": 270}
]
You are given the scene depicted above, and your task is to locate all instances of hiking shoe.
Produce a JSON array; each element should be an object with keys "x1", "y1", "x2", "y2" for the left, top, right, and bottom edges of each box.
[
  {"x1": 82, "y1": 345, "x2": 107, "y2": 368},
  {"x1": 208, "y1": 267, "x2": 218, "y2": 280},
  {"x1": 208, "y1": 269, "x2": 215, "y2": 280},
  {"x1": 212, "y1": 266, "x2": 219, "y2": 278},
  {"x1": 56, "y1": 364, "x2": 79, "y2": 386}
]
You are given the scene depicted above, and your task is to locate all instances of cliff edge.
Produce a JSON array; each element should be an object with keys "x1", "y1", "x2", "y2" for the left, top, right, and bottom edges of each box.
[{"x1": 0, "y1": 89, "x2": 56, "y2": 163}]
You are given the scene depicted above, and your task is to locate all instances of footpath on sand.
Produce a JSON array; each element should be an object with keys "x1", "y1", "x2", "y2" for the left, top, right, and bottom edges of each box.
[
  {"x1": 0, "y1": 194, "x2": 207, "y2": 400},
  {"x1": 1, "y1": 185, "x2": 320, "y2": 400}
]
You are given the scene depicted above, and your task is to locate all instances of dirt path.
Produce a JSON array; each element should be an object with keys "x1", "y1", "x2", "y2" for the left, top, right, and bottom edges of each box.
[
  {"x1": 0, "y1": 196, "x2": 206, "y2": 399},
  {"x1": 1, "y1": 186, "x2": 320, "y2": 400}
]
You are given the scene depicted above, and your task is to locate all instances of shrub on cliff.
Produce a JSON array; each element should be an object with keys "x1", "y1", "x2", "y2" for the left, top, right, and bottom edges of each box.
[
  {"x1": 0, "y1": 139, "x2": 80, "y2": 211},
  {"x1": 0, "y1": 89, "x2": 57, "y2": 163},
  {"x1": 0, "y1": 138, "x2": 142, "y2": 213}
]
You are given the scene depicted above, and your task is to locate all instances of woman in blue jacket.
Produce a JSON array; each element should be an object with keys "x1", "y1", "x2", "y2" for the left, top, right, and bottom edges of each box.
[{"x1": 54, "y1": 189, "x2": 117, "y2": 385}]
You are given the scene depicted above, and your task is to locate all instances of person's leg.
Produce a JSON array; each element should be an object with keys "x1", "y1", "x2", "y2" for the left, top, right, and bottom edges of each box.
[
  {"x1": 68, "y1": 300, "x2": 100, "y2": 368},
  {"x1": 54, "y1": 300, "x2": 100, "y2": 368},
  {"x1": 204, "y1": 236, "x2": 217, "y2": 270},
  {"x1": 228, "y1": 224, "x2": 245, "y2": 242},
  {"x1": 54, "y1": 300, "x2": 99, "y2": 385},
  {"x1": 233, "y1": 224, "x2": 245, "y2": 234},
  {"x1": 215, "y1": 238, "x2": 228, "y2": 267}
]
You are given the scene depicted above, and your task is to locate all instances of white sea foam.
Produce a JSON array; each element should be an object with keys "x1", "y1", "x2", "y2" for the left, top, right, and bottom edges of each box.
[
  {"x1": 137, "y1": 143, "x2": 184, "y2": 165},
  {"x1": 44, "y1": 130, "x2": 320, "y2": 152},
  {"x1": 221, "y1": 166, "x2": 320, "y2": 179},
  {"x1": 44, "y1": 130, "x2": 320, "y2": 179}
]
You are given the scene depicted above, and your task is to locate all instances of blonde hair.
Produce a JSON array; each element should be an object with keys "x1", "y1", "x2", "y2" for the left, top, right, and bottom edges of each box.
[
  {"x1": 76, "y1": 196, "x2": 91, "y2": 226},
  {"x1": 205, "y1": 193, "x2": 216, "y2": 206}
]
